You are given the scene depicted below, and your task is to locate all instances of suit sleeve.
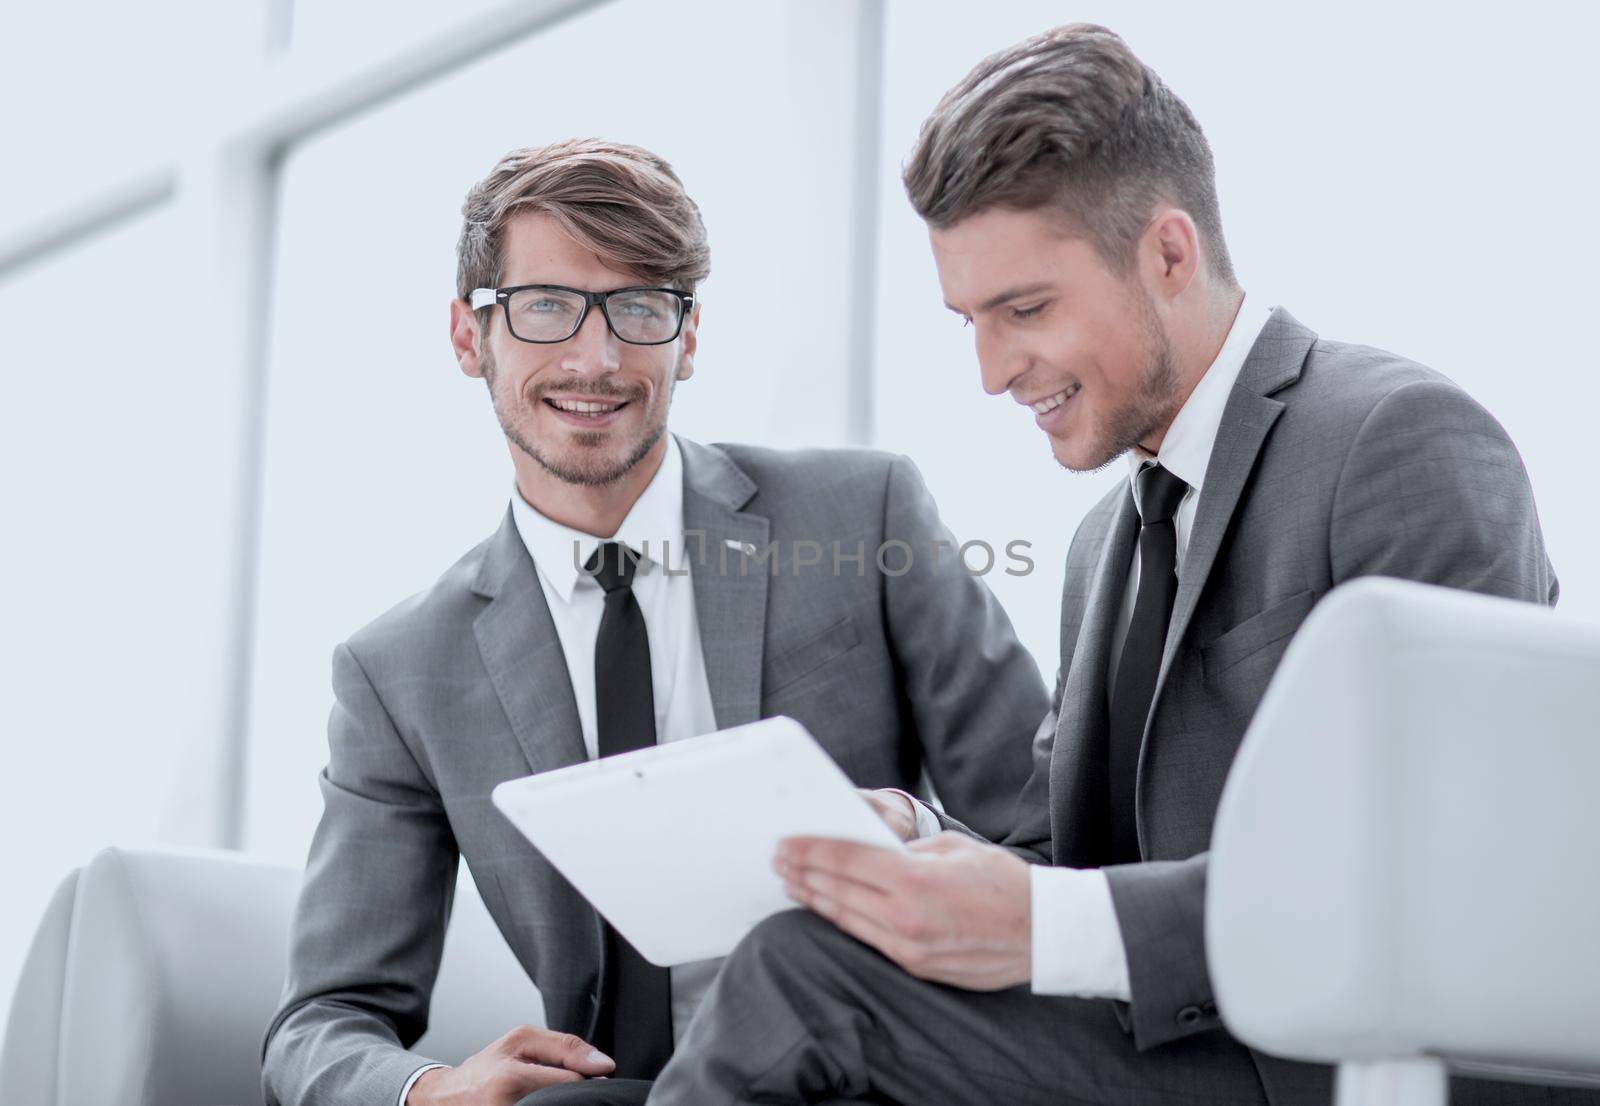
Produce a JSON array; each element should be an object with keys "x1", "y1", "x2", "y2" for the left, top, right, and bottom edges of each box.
[
  {"x1": 928, "y1": 696, "x2": 1056, "y2": 862},
  {"x1": 995, "y1": 669, "x2": 1061, "y2": 861},
  {"x1": 879, "y1": 455, "x2": 1051, "y2": 844},
  {"x1": 1106, "y1": 377, "x2": 1557, "y2": 1052},
  {"x1": 261, "y1": 642, "x2": 457, "y2": 1106},
  {"x1": 1328, "y1": 377, "x2": 1557, "y2": 604},
  {"x1": 939, "y1": 534, "x2": 1073, "y2": 862}
]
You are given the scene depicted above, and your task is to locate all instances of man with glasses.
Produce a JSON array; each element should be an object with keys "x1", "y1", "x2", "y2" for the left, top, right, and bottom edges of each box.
[{"x1": 260, "y1": 138, "x2": 1048, "y2": 1106}]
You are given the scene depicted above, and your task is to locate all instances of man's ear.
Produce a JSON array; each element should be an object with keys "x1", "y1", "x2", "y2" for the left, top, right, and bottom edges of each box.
[
  {"x1": 449, "y1": 297, "x2": 487, "y2": 379},
  {"x1": 675, "y1": 301, "x2": 701, "y2": 382},
  {"x1": 1141, "y1": 207, "x2": 1200, "y2": 308}
]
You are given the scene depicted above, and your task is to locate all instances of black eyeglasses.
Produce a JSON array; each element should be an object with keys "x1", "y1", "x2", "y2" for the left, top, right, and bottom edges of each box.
[{"x1": 469, "y1": 284, "x2": 695, "y2": 346}]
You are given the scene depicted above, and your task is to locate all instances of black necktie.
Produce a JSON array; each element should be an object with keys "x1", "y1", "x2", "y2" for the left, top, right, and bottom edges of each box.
[
  {"x1": 1105, "y1": 464, "x2": 1189, "y2": 865},
  {"x1": 587, "y1": 541, "x2": 673, "y2": 1078}
]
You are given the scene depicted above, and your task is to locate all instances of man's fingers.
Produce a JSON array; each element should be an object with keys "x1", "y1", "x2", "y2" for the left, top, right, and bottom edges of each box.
[
  {"x1": 804, "y1": 889, "x2": 997, "y2": 987},
  {"x1": 783, "y1": 862, "x2": 894, "y2": 921},
  {"x1": 502, "y1": 1026, "x2": 615, "y2": 1074},
  {"x1": 776, "y1": 836, "x2": 908, "y2": 892},
  {"x1": 810, "y1": 894, "x2": 935, "y2": 976}
]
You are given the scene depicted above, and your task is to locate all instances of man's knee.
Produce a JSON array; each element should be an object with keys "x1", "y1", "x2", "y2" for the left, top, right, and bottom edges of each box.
[
  {"x1": 746, "y1": 907, "x2": 841, "y2": 947},
  {"x1": 515, "y1": 1077, "x2": 653, "y2": 1105},
  {"x1": 737, "y1": 909, "x2": 854, "y2": 973},
  {"x1": 727, "y1": 908, "x2": 884, "y2": 1002}
]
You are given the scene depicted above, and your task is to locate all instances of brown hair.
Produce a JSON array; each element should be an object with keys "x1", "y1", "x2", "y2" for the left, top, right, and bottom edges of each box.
[
  {"x1": 903, "y1": 24, "x2": 1235, "y2": 284},
  {"x1": 456, "y1": 138, "x2": 711, "y2": 315}
]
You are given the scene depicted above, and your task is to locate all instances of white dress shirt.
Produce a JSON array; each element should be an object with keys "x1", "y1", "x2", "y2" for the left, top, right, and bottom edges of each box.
[
  {"x1": 401, "y1": 437, "x2": 722, "y2": 1103},
  {"x1": 1027, "y1": 293, "x2": 1274, "y2": 1000}
]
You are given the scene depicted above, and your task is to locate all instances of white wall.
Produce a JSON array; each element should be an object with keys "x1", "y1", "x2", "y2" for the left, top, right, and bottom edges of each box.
[{"x1": 0, "y1": 1, "x2": 260, "y2": 215}]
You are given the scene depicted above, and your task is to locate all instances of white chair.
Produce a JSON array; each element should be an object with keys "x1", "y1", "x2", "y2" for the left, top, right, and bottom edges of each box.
[
  {"x1": 0, "y1": 846, "x2": 543, "y2": 1106},
  {"x1": 1208, "y1": 577, "x2": 1600, "y2": 1105}
]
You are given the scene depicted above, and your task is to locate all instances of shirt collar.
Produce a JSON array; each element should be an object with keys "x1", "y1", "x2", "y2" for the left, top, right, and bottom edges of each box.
[
  {"x1": 1128, "y1": 293, "x2": 1274, "y2": 499},
  {"x1": 510, "y1": 435, "x2": 687, "y2": 604}
]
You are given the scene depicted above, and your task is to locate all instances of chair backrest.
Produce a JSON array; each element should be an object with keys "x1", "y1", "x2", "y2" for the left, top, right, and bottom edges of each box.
[
  {"x1": 1207, "y1": 577, "x2": 1600, "y2": 1090},
  {"x1": 0, "y1": 846, "x2": 542, "y2": 1106}
]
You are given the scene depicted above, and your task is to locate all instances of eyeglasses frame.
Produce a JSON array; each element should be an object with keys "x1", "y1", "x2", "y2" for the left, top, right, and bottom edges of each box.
[{"x1": 468, "y1": 283, "x2": 696, "y2": 346}]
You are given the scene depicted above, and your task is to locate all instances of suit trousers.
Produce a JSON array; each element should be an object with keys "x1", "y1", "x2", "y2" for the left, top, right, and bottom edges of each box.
[
  {"x1": 519, "y1": 1079, "x2": 654, "y2": 1105},
  {"x1": 645, "y1": 910, "x2": 1600, "y2": 1106},
  {"x1": 648, "y1": 910, "x2": 1265, "y2": 1105},
  {"x1": 517, "y1": 1076, "x2": 868, "y2": 1105}
]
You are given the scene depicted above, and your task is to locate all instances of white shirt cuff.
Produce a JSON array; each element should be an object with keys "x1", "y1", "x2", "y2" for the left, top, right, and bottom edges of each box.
[
  {"x1": 399, "y1": 1063, "x2": 448, "y2": 1105},
  {"x1": 1029, "y1": 866, "x2": 1131, "y2": 1001},
  {"x1": 881, "y1": 788, "x2": 944, "y2": 839}
]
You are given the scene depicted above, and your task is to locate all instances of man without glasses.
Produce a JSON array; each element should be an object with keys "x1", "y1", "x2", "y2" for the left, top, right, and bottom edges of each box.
[
  {"x1": 259, "y1": 138, "x2": 1048, "y2": 1106},
  {"x1": 646, "y1": 24, "x2": 1596, "y2": 1106}
]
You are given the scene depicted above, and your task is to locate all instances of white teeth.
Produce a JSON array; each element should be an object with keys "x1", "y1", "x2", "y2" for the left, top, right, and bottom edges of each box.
[
  {"x1": 550, "y1": 398, "x2": 622, "y2": 414},
  {"x1": 1030, "y1": 385, "x2": 1079, "y2": 414}
]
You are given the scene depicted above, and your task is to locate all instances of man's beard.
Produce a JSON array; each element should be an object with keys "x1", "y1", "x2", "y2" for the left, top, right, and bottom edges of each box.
[
  {"x1": 1072, "y1": 290, "x2": 1183, "y2": 473},
  {"x1": 482, "y1": 349, "x2": 675, "y2": 487}
]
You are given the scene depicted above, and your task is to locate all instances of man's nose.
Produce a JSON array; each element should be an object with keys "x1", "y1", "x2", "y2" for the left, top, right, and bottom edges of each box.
[
  {"x1": 975, "y1": 329, "x2": 1022, "y2": 397},
  {"x1": 558, "y1": 303, "x2": 622, "y2": 376}
]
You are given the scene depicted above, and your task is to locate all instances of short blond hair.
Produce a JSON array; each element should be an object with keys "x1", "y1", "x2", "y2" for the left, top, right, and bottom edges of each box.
[{"x1": 456, "y1": 138, "x2": 711, "y2": 313}]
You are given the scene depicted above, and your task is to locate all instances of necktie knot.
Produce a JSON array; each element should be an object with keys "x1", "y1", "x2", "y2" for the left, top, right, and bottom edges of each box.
[
  {"x1": 1136, "y1": 464, "x2": 1188, "y2": 526},
  {"x1": 586, "y1": 541, "x2": 643, "y2": 594}
]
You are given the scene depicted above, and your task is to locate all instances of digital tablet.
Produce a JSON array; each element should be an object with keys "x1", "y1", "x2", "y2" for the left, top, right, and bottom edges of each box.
[{"x1": 490, "y1": 715, "x2": 904, "y2": 966}]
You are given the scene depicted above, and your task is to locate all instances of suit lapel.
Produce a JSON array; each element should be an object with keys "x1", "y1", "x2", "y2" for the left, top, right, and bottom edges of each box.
[
  {"x1": 678, "y1": 437, "x2": 769, "y2": 729},
  {"x1": 1155, "y1": 391, "x2": 1283, "y2": 687},
  {"x1": 1152, "y1": 307, "x2": 1317, "y2": 709},
  {"x1": 471, "y1": 508, "x2": 588, "y2": 776}
]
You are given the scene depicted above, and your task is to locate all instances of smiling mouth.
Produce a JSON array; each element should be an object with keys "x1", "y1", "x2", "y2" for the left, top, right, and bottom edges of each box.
[
  {"x1": 543, "y1": 397, "x2": 629, "y2": 418},
  {"x1": 1028, "y1": 384, "x2": 1081, "y2": 414}
]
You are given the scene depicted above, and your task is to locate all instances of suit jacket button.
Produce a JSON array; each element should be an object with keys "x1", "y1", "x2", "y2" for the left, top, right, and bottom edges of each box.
[{"x1": 1177, "y1": 1005, "x2": 1204, "y2": 1027}]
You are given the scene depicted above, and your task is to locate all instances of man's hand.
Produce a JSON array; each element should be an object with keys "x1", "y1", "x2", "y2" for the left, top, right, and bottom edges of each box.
[
  {"x1": 406, "y1": 1025, "x2": 614, "y2": 1105},
  {"x1": 859, "y1": 787, "x2": 920, "y2": 843},
  {"x1": 774, "y1": 830, "x2": 1032, "y2": 990}
]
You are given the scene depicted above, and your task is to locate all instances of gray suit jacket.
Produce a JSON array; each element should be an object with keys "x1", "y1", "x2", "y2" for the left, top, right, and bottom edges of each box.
[
  {"x1": 989, "y1": 308, "x2": 1557, "y2": 1105},
  {"x1": 261, "y1": 437, "x2": 1048, "y2": 1105}
]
